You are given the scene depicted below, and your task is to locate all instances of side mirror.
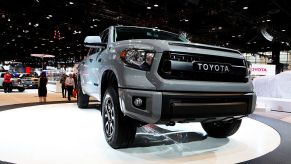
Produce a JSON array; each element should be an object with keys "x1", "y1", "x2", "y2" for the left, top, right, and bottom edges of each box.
[{"x1": 84, "y1": 36, "x2": 106, "y2": 48}]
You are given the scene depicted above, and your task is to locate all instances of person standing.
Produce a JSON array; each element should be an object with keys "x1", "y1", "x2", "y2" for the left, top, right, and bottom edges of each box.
[
  {"x1": 38, "y1": 72, "x2": 48, "y2": 103},
  {"x1": 3, "y1": 71, "x2": 12, "y2": 93},
  {"x1": 60, "y1": 74, "x2": 67, "y2": 98},
  {"x1": 65, "y1": 74, "x2": 75, "y2": 101}
]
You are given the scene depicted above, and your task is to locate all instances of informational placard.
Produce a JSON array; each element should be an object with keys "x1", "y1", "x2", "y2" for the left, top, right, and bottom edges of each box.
[{"x1": 250, "y1": 64, "x2": 276, "y2": 76}]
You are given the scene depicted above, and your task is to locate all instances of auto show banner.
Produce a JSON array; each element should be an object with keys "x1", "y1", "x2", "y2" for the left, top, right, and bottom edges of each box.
[{"x1": 250, "y1": 64, "x2": 276, "y2": 76}]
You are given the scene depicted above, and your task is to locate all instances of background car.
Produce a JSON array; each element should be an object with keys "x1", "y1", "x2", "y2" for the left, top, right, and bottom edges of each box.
[
  {"x1": 19, "y1": 73, "x2": 39, "y2": 89},
  {"x1": 0, "y1": 72, "x2": 26, "y2": 92}
]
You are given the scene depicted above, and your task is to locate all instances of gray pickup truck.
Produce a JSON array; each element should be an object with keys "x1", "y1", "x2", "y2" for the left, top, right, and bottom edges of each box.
[{"x1": 78, "y1": 26, "x2": 256, "y2": 148}]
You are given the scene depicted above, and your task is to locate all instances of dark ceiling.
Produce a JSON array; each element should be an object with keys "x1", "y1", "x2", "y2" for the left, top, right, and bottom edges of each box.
[{"x1": 0, "y1": 0, "x2": 291, "y2": 66}]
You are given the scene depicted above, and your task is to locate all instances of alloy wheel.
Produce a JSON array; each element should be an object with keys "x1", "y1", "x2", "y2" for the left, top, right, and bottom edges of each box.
[{"x1": 103, "y1": 95, "x2": 115, "y2": 140}]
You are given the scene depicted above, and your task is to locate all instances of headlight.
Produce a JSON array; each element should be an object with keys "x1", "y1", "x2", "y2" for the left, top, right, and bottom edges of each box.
[{"x1": 120, "y1": 49, "x2": 155, "y2": 71}]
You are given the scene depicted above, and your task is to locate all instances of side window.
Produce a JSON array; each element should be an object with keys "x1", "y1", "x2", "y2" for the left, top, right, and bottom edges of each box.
[{"x1": 100, "y1": 29, "x2": 109, "y2": 43}]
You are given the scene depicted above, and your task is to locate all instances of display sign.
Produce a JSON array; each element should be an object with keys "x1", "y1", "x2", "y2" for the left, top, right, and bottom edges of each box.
[
  {"x1": 250, "y1": 64, "x2": 276, "y2": 76},
  {"x1": 25, "y1": 67, "x2": 31, "y2": 74}
]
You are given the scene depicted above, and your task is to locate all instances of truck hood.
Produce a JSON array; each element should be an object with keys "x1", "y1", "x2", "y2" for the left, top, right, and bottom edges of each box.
[{"x1": 114, "y1": 39, "x2": 244, "y2": 59}]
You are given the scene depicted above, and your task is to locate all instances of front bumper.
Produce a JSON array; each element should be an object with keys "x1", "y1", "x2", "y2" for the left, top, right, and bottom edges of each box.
[{"x1": 119, "y1": 88, "x2": 256, "y2": 124}]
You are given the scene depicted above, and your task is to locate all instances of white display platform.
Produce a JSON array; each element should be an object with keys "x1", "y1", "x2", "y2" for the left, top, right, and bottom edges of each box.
[
  {"x1": 256, "y1": 96, "x2": 291, "y2": 112},
  {"x1": 0, "y1": 103, "x2": 280, "y2": 164}
]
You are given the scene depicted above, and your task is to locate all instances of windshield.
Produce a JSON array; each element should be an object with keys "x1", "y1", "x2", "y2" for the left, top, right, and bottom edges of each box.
[{"x1": 115, "y1": 27, "x2": 188, "y2": 42}]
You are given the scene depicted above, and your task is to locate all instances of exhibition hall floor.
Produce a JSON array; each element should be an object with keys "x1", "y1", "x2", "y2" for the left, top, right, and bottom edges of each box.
[{"x1": 0, "y1": 90, "x2": 291, "y2": 164}]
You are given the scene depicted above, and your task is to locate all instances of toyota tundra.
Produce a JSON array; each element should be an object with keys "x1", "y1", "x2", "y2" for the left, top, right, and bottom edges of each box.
[{"x1": 77, "y1": 26, "x2": 256, "y2": 148}]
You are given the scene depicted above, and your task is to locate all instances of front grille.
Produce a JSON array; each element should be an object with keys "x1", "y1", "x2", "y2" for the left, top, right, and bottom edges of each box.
[{"x1": 158, "y1": 51, "x2": 248, "y2": 82}]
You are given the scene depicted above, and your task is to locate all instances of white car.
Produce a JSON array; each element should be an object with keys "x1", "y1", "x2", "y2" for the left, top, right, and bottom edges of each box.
[{"x1": 0, "y1": 72, "x2": 25, "y2": 92}]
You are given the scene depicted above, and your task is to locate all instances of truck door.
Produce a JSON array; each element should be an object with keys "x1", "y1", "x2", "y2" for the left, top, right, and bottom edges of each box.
[{"x1": 87, "y1": 29, "x2": 109, "y2": 99}]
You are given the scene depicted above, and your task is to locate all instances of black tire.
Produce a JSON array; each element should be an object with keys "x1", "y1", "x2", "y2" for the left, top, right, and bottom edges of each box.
[
  {"x1": 102, "y1": 87, "x2": 136, "y2": 149},
  {"x1": 18, "y1": 88, "x2": 25, "y2": 92},
  {"x1": 201, "y1": 119, "x2": 242, "y2": 138},
  {"x1": 77, "y1": 76, "x2": 89, "y2": 108}
]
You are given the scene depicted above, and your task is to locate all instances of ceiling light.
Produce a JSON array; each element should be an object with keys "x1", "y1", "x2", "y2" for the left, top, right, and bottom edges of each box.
[
  {"x1": 11, "y1": 39, "x2": 15, "y2": 42},
  {"x1": 154, "y1": 4, "x2": 159, "y2": 7},
  {"x1": 262, "y1": 20, "x2": 265, "y2": 23},
  {"x1": 184, "y1": 19, "x2": 189, "y2": 22},
  {"x1": 147, "y1": 6, "x2": 151, "y2": 9},
  {"x1": 50, "y1": 40, "x2": 54, "y2": 43},
  {"x1": 93, "y1": 24, "x2": 97, "y2": 27},
  {"x1": 34, "y1": 46, "x2": 38, "y2": 48},
  {"x1": 73, "y1": 30, "x2": 81, "y2": 34},
  {"x1": 69, "y1": 2, "x2": 74, "y2": 5},
  {"x1": 282, "y1": 29, "x2": 286, "y2": 32},
  {"x1": 8, "y1": 18, "x2": 11, "y2": 22},
  {"x1": 41, "y1": 43, "x2": 45, "y2": 46},
  {"x1": 218, "y1": 26, "x2": 223, "y2": 30},
  {"x1": 34, "y1": 23, "x2": 39, "y2": 27},
  {"x1": 6, "y1": 42, "x2": 10, "y2": 45},
  {"x1": 28, "y1": 22, "x2": 32, "y2": 25},
  {"x1": 243, "y1": 6, "x2": 248, "y2": 10},
  {"x1": 2, "y1": 14, "x2": 5, "y2": 18},
  {"x1": 90, "y1": 26, "x2": 94, "y2": 28},
  {"x1": 48, "y1": 15, "x2": 52, "y2": 17},
  {"x1": 232, "y1": 35, "x2": 235, "y2": 38},
  {"x1": 46, "y1": 17, "x2": 50, "y2": 19},
  {"x1": 253, "y1": 41, "x2": 256, "y2": 43},
  {"x1": 17, "y1": 35, "x2": 22, "y2": 38},
  {"x1": 266, "y1": 19, "x2": 271, "y2": 22}
]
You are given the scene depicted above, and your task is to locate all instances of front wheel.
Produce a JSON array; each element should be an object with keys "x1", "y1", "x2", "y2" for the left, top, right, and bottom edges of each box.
[
  {"x1": 201, "y1": 119, "x2": 242, "y2": 138},
  {"x1": 18, "y1": 88, "x2": 25, "y2": 92},
  {"x1": 102, "y1": 87, "x2": 136, "y2": 149}
]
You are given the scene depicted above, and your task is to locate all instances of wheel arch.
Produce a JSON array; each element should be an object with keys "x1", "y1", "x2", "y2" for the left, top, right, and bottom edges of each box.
[{"x1": 101, "y1": 70, "x2": 118, "y2": 103}]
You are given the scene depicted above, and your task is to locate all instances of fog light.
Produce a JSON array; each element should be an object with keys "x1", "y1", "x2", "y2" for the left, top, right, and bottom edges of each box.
[
  {"x1": 132, "y1": 97, "x2": 146, "y2": 110},
  {"x1": 133, "y1": 98, "x2": 143, "y2": 107}
]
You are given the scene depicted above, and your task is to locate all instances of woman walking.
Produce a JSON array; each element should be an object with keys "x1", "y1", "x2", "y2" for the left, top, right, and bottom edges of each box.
[{"x1": 38, "y1": 72, "x2": 48, "y2": 103}]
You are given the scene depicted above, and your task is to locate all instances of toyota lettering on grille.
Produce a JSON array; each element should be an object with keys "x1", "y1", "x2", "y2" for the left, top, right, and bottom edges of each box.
[{"x1": 193, "y1": 62, "x2": 231, "y2": 73}]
